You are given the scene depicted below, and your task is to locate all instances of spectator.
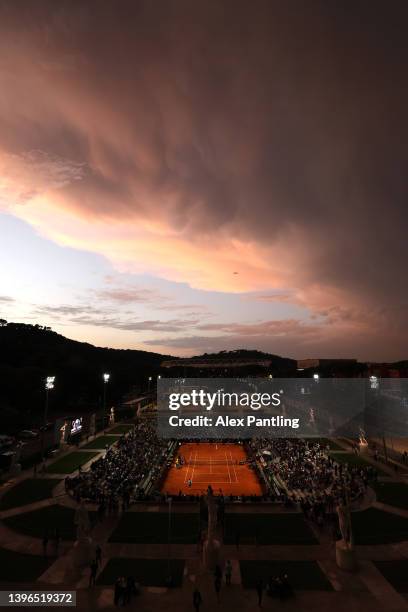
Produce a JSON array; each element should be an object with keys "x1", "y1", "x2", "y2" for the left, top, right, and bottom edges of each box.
[
  {"x1": 53, "y1": 527, "x2": 60, "y2": 556},
  {"x1": 256, "y1": 579, "x2": 264, "y2": 607},
  {"x1": 193, "y1": 588, "x2": 202, "y2": 612},
  {"x1": 95, "y1": 544, "x2": 102, "y2": 566},
  {"x1": 89, "y1": 559, "x2": 98, "y2": 588},
  {"x1": 225, "y1": 560, "x2": 232, "y2": 586},
  {"x1": 114, "y1": 577, "x2": 122, "y2": 606},
  {"x1": 42, "y1": 532, "x2": 48, "y2": 558},
  {"x1": 214, "y1": 575, "x2": 222, "y2": 603}
]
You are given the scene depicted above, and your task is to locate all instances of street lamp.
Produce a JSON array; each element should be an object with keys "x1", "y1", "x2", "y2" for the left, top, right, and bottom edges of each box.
[
  {"x1": 148, "y1": 376, "x2": 152, "y2": 392},
  {"x1": 42, "y1": 376, "x2": 55, "y2": 461},
  {"x1": 313, "y1": 373, "x2": 319, "y2": 381},
  {"x1": 166, "y1": 497, "x2": 172, "y2": 586},
  {"x1": 370, "y1": 375, "x2": 379, "y2": 390},
  {"x1": 103, "y1": 373, "x2": 110, "y2": 430}
]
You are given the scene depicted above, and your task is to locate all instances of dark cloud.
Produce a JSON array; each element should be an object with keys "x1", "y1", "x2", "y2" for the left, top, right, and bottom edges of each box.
[
  {"x1": 1, "y1": 0, "x2": 407, "y2": 357},
  {"x1": 95, "y1": 288, "x2": 163, "y2": 304},
  {"x1": 67, "y1": 316, "x2": 199, "y2": 333},
  {"x1": 33, "y1": 302, "x2": 199, "y2": 332},
  {"x1": 198, "y1": 319, "x2": 317, "y2": 337},
  {"x1": 34, "y1": 304, "x2": 112, "y2": 317}
]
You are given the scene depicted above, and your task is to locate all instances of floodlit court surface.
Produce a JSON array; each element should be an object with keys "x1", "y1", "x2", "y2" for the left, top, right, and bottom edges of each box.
[{"x1": 161, "y1": 442, "x2": 263, "y2": 496}]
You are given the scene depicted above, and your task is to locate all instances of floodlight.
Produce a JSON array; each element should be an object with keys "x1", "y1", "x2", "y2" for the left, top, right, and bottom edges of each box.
[{"x1": 45, "y1": 376, "x2": 55, "y2": 390}]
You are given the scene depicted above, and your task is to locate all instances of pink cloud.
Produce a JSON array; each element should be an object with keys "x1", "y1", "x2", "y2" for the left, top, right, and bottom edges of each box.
[{"x1": 0, "y1": 1, "x2": 407, "y2": 358}]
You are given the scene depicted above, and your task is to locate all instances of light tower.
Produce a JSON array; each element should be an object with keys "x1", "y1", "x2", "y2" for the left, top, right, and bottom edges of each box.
[{"x1": 103, "y1": 373, "x2": 110, "y2": 429}]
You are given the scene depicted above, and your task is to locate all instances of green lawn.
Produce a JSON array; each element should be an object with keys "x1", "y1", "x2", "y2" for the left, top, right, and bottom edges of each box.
[
  {"x1": 224, "y1": 513, "x2": 318, "y2": 545},
  {"x1": 0, "y1": 548, "x2": 53, "y2": 582},
  {"x1": 83, "y1": 435, "x2": 118, "y2": 450},
  {"x1": 97, "y1": 558, "x2": 185, "y2": 587},
  {"x1": 109, "y1": 512, "x2": 199, "y2": 544},
  {"x1": 0, "y1": 479, "x2": 60, "y2": 510},
  {"x1": 240, "y1": 560, "x2": 333, "y2": 590},
  {"x1": 374, "y1": 560, "x2": 408, "y2": 593},
  {"x1": 352, "y1": 508, "x2": 408, "y2": 545},
  {"x1": 46, "y1": 451, "x2": 99, "y2": 474},
  {"x1": 3, "y1": 505, "x2": 95, "y2": 540},
  {"x1": 109, "y1": 424, "x2": 133, "y2": 434},
  {"x1": 373, "y1": 482, "x2": 408, "y2": 510}
]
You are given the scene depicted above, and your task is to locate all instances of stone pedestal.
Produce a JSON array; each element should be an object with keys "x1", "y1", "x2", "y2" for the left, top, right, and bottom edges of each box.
[
  {"x1": 336, "y1": 540, "x2": 357, "y2": 571},
  {"x1": 203, "y1": 538, "x2": 221, "y2": 570},
  {"x1": 72, "y1": 537, "x2": 93, "y2": 568}
]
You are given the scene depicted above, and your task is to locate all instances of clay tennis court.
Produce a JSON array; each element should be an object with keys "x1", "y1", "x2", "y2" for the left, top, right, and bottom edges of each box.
[{"x1": 161, "y1": 442, "x2": 263, "y2": 496}]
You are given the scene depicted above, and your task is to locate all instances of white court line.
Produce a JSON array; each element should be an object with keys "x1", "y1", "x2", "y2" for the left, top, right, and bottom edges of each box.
[
  {"x1": 184, "y1": 452, "x2": 193, "y2": 484},
  {"x1": 225, "y1": 451, "x2": 232, "y2": 484},
  {"x1": 194, "y1": 478, "x2": 233, "y2": 484},
  {"x1": 230, "y1": 451, "x2": 238, "y2": 483},
  {"x1": 191, "y1": 450, "x2": 197, "y2": 484}
]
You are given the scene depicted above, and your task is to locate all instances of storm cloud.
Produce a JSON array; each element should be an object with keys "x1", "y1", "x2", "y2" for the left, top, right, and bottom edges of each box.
[{"x1": 0, "y1": 0, "x2": 407, "y2": 358}]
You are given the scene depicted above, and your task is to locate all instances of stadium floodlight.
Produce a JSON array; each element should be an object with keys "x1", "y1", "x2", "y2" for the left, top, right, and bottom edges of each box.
[
  {"x1": 370, "y1": 375, "x2": 379, "y2": 390},
  {"x1": 42, "y1": 376, "x2": 55, "y2": 461},
  {"x1": 102, "y1": 373, "x2": 110, "y2": 431},
  {"x1": 45, "y1": 376, "x2": 55, "y2": 390}
]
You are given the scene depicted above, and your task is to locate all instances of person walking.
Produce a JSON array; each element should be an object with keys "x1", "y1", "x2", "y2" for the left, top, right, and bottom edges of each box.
[
  {"x1": 214, "y1": 564, "x2": 222, "y2": 580},
  {"x1": 235, "y1": 529, "x2": 240, "y2": 550},
  {"x1": 193, "y1": 588, "x2": 202, "y2": 612},
  {"x1": 225, "y1": 560, "x2": 232, "y2": 586},
  {"x1": 225, "y1": 559, "x2": 232, "y2": 586},
  {"x1": 214, "y1": 575, "x2": 222, "y2": 603},
  {"x1": 256, "y1": 578, "x2": 264, "y2": 607},
  {"x1": 89, "y1": 559, "x2": 98, "y2": 588},
  {"x1": 114, "y1": 577, "x2": 122, "y2": 606},
  {"x1": 42, "y1": 532, "x2": 48, "y2": 558},
  {"x1": 95, "y1": 544, "x2": 102, "y2": 566},
  {"x1": 54, "y1": 527, "x2": 60, "y2": 556}
]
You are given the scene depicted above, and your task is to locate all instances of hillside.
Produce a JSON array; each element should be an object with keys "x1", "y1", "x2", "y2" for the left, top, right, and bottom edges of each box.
[{"x1": 0, "y1": 321, "x2": 169, "y2": 429}]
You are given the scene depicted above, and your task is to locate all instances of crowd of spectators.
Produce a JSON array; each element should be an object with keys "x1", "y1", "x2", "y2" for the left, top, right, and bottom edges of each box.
[
  {"x1": 65, "y1": 419, "x2": 169, "y2": 509},
  {"x1": 250, "y1": 438, "x2": 378, "y2": 513},
  {"x1": 65, "y1": 424, "x2": 379, "y2": 517}
]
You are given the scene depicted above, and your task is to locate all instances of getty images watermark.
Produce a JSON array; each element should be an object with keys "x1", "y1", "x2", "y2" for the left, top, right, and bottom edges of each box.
[
  {"x1": 157, "y1": 377, "x2": 408, "y2": 439},
  {"x1": 167, "y1": 388, "x2": 299, "y2": 429}
]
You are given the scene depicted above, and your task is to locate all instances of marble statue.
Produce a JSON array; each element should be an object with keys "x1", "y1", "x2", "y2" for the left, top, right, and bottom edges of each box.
[{"x1": 74, "y1": 500, "x2": 90, "y2": 540}]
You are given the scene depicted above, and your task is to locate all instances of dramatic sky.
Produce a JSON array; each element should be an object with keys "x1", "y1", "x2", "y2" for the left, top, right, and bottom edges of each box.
[{"x1": 0, "y1": 0, "x2": 407, "y2": 360}]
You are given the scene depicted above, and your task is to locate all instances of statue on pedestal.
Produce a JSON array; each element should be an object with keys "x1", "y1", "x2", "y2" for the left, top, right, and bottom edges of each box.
[
  {"x1": 109, "y1": 407, "x2": 115, "y2": 425},
  {"x1": 203, "y1": 485, "x2": 221, "y2": 570},
  {"x1": 336, "y1": 500, "x2": 352, "y2": 548},
  {"x1": 335, "y1": 492, "x2": 357, "y2": 571},
  {"x1": 207, "y1": 485, "x2": 217, "y2": 537},
  {"x1": 74, "y1": 501, "x2": 90, "y2": 540},
  {"x1": 358, "y1": 428, "x2": 369, "y2": 454},
  {"x1": 72, "y1": 501, "x2": 93, "y2": 568},
  {"x1": 358, "y1": 428, "x2": 368, "y2": 446}
]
